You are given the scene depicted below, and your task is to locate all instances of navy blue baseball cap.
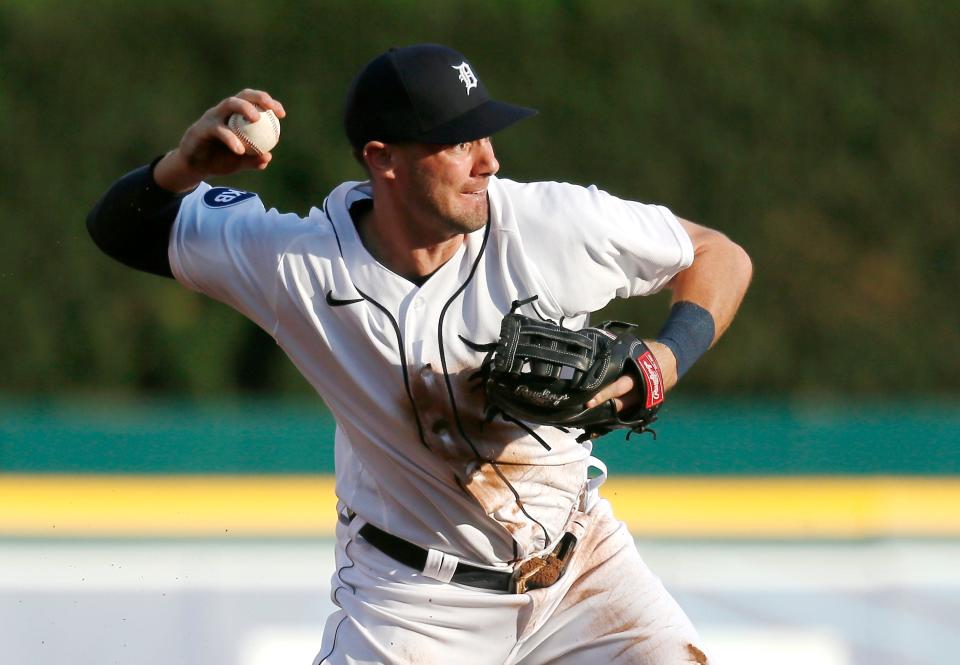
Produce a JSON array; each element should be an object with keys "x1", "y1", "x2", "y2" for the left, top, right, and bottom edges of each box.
[{"x1": 344, "y1": 44, "x2": 537, "y2": 149}]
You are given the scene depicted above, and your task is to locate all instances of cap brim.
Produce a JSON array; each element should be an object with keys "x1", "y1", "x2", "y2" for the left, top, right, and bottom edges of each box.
[{"x1": 415, "y1": 99, "x2": 537, "y2": 144}]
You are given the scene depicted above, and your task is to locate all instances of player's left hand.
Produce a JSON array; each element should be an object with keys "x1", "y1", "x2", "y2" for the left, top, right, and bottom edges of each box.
[
  {"x1": 585, "y1": 340, "x2": 678, "y2": 412},
  {"x1": 483, "y1": 315, "x2": 671, "y2": 441}
]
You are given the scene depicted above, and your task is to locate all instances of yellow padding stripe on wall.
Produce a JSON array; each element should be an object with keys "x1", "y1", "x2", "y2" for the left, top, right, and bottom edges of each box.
[
  {"x1": 2, "y1": 475, "x2": 959, "y2": 538},
  {"x1": 0, "y1": 475, "x2": 337, "y2": 537},
  {"x1": 602, "y1": 476, "x2": 960, "y2": 537}
]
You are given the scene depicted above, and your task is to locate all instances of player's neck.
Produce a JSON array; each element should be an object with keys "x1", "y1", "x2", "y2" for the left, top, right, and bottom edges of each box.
[{"x1": 354, "y1": 202, "x2": 465, "y2": 283}]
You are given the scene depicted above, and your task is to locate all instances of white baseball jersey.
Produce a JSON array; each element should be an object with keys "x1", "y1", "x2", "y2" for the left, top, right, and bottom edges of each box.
[{"x1": 169, "y1": 176, "x2": 693, "y2": 565}]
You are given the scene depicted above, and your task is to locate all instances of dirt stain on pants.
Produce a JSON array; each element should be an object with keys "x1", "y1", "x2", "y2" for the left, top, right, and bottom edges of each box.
[{"x1": 687, "y1": 643, "x2": 709, "y2": 664}]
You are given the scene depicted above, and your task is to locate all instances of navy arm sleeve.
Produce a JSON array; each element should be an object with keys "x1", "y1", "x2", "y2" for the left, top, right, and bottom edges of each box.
[{"x1": 86, "y1": 158, "x2": 189, "y2": 278}]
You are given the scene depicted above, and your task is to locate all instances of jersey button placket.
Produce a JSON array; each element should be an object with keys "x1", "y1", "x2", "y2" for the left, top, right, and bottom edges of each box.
[
  {"x1": 431, "y1": 418, "x2": 453, "y2": 448},
  {"x1": 403, "y1": 297, "x2": 443, "y2": 447},
  {"x1": 417, "y1": 362, "x2": 443, "y2": 446},
  {"x1": 419, "y1": 363, "x2": 454, "y2": 449}
]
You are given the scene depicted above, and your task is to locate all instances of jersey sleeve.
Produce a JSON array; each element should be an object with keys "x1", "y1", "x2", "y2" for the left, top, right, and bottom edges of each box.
[
  {"x1": 168, "y1": 183, "x2": 307, "y2": 334},
  {"x1": 506, "y1": 180, "x2": 694, "y2": 317}
]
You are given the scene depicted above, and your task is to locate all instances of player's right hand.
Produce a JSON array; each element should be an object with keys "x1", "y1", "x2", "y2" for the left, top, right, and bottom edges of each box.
[{"x1": 154, "y1": 89, "x2": 286, "y2": 193}]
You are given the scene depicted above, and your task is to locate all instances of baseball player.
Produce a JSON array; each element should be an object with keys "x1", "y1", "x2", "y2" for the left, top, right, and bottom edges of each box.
[{"x1": 88, "y1": 44, "x2": 751, "y2": 664}]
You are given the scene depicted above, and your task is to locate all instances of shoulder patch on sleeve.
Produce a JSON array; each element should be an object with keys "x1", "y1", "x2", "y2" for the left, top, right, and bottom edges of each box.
[{"x1": 202, "y1": 187, "x2": 257, "y2": 208}]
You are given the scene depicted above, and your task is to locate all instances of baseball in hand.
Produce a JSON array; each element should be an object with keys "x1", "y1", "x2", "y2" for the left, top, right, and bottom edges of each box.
[{"x1": 228, "y1": 106, "x2": 281, "y2": 155}]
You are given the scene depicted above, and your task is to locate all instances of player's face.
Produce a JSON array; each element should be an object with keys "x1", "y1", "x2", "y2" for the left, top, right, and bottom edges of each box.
[{"x1": 394, "y1": 138, "x2": 500, "y2": 235}]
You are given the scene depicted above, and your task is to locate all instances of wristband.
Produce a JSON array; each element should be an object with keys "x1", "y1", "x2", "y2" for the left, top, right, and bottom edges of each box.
[{"x1": 655, "y1": 301, "x2": 715, "y2": 378}]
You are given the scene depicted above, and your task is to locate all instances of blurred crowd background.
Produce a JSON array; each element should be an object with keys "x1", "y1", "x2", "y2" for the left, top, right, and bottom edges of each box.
[{"x1": 2, "y1": 0, "x2": 957, "y2": 398}]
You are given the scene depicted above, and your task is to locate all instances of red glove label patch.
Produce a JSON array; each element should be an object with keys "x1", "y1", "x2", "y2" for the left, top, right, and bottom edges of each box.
[{"x1": 637, "y1": 351, "x2": 664, "y2": 408}]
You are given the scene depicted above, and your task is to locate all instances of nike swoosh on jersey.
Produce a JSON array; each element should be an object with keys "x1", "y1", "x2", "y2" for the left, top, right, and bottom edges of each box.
[{"x1": 326, "y1": 290, "x2": 364, "y2": 307}]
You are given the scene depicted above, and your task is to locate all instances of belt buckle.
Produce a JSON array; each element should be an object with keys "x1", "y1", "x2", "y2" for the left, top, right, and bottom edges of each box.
[{"x1": 510, "y1": 532, "x2": 578, "y2": 594}]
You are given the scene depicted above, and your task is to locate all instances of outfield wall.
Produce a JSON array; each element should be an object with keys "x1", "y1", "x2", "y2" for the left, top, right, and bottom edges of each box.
[
  {"x1": 3, "y1": 398, "x2": 957, "y2": 475},
  {"x1": 2, "y1": 399, "x2": 958, "y2": 539}
]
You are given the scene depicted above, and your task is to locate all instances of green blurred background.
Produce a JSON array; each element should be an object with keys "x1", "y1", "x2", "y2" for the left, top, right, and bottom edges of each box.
[{"x1": 2, "y1": 0, "x2": 957, "y2": 403}]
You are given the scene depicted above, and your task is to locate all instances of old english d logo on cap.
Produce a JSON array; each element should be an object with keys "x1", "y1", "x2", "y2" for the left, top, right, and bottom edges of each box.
[{"x1": 451, "y1": 62, "x2": 478, "y2": 95}]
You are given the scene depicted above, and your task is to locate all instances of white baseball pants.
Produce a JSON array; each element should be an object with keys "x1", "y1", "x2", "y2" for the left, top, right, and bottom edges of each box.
[{"x1": 313, "y1": 498, "x2": 710, "y2": 665}]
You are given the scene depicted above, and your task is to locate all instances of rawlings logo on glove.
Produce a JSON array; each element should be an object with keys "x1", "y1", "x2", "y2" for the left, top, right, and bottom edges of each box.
[
  {"x1": 636, "y1": 350, "x2": 665, "y2": 408},
  {"x1": 515, "y1": 385, "x2": 572, "y2": 407},
  {"x1": 480, "y1": 313, "x2": 663, "y2": 442}
]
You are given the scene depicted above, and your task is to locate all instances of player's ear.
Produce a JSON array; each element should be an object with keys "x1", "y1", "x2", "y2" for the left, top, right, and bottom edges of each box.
[{"x1": 362, "y1": 141, "x2": 396, "y2": 180}]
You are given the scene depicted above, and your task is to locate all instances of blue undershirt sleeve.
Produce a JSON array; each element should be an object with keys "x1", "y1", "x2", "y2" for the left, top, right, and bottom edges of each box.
[{"x1": 86, "y1": 156, "x2": 188, "y2": 278}]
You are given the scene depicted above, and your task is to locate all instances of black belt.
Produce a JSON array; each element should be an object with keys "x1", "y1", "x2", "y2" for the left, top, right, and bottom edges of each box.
[{"x1": 358, "y1": 522, "x2": 577, "y2": 594}]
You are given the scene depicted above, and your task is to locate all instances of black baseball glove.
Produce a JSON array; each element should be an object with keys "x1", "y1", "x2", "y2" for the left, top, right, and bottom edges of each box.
[{"x1": 482, "y1": 314, "x2": 665, "y2": 442}]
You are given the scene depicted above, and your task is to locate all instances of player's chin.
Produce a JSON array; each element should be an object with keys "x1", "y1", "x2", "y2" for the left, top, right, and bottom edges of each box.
[
  {"x1": 456, "y1": 192, "x2": 489, "y2": 225},
  {"x1": 458, "y1": 211, "x2": 488, "y2": 232}
]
